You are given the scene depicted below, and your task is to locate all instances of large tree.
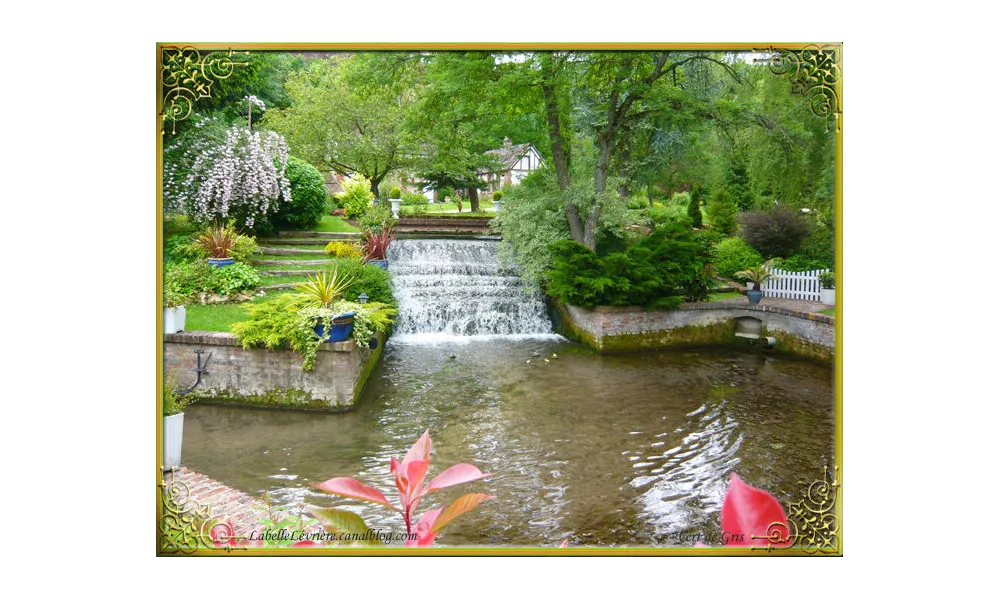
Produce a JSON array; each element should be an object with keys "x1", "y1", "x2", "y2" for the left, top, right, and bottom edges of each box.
[{"x1": 266, "y1": 53, "x2": 420, "y2": 197}]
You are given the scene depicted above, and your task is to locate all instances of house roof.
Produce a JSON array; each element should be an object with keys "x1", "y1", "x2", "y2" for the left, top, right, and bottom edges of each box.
[{"x1": 482, "y1": 137, "x2": 538, "y2": 172}]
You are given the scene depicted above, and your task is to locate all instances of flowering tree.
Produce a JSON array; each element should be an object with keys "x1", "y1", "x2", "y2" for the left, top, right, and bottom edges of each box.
[{"x1": 163, "y1": 97, "x2": 292, "y2": 229}]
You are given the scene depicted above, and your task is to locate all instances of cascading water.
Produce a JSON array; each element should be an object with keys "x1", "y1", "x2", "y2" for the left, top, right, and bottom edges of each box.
[{"x1": 387, "y1": 238, "x2": 557, "y2": 341}]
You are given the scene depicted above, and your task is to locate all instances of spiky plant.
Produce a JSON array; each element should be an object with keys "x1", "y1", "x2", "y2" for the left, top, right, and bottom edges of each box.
[
  {"x1": 293, "y1": 264, "x2": 356, "y2": 308},
  {"x1": 734, "y1": 259, "x2": 780, "y2": 291},
  {"x1": 197, "y1": 222, "x2": 238, "y2": 258}
]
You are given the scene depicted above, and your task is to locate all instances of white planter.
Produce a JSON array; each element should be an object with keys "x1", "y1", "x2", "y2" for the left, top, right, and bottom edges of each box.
[
  {"x1": 493, "y1": 201, "x2": 502, "y2": 212},
  {"x1": 164, "y1": 306, "x2": 186, "y2": 334},
  {"x1": 163, "y1": 412, "x2": 185, "y2": 470},
  {"x1": 820, "y1": 288, "x2": 835, "y2": 305},
  {"x1": 389, "y1": 198, "x2": 401, "y2": 218}
]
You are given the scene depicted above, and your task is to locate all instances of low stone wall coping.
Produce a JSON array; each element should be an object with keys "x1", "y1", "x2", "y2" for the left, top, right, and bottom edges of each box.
[
  {"x1": 164, "y1": 330, "x2": 357, "y2": 352},
  {"x1": 579, "y1": 302, "x2": 834, "y2": 325}
]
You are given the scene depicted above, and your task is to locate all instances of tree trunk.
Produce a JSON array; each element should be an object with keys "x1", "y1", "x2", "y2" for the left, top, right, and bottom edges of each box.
[
  {"x1": 541, "y1": 58, "x2": 584, "y2": 245},
  {"x1": 369, "y1": 176, "x2": 381, "y2": 198},
  {"x1": 581, "y1": 134, "x2": 616, "y2": 251},
  {"x1": 467, "y1": 187, "x2": 480, "y2": 212}
]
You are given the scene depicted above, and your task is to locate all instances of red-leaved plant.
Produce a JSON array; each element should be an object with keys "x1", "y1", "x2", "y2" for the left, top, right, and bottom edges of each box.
[
  {"x1": 362, "y1": 219, "x2": 397, "y2": 261},
  {"x1": 701, "y1": 472, "x2": 791, "y2": 548},
  {"x1": 311, "y1": 430, "x2": 492, "y2": 547}
]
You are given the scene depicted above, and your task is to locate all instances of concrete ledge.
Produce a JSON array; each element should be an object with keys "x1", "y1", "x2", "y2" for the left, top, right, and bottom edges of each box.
[
  {"x1": 548, "y1": 299, "x2": 834, "y2": 365},
  {"x1": 164, "y1": 331, "x2": 385, "y2": 411}
]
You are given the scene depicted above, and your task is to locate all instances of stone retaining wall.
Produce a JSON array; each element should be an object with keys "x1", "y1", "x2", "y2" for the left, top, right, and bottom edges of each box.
[
  {"x1": 549, "y1": 300, "x2": 834, "y2": 364},
  {"x1": 163, "y1": 331, "x2": 385, "y2": 411}
]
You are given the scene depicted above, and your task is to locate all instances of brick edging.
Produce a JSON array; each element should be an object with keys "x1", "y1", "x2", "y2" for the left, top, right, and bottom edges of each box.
[{"x1": 164, "y1": 330, "x2": 358, "y2": 352}]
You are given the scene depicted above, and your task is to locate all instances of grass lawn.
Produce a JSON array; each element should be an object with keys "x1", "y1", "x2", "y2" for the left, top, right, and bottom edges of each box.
[
  {"x1": 184, "y1": 291, "x2": 293, "y2": 332},
  {"x1": 308, "y1": 215, "x2": 360, "y2": 233},
  {"x1": 260, "y1": 275, "x2": 312, "y2": 286},
  {"x1": 819, "y1": 307, "x2": 835, "y2": 316},
  {"x1": 709, "y1": 291, "x2": 742, "y2": 301},
  {"x1": 253, "y1": 253, "x2": 332, "y2": 262}
]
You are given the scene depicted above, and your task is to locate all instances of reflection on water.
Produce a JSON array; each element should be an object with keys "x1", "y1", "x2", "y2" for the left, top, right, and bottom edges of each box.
[{"x1": 183, "y1": 341, "x2": 834, "y2": 547}]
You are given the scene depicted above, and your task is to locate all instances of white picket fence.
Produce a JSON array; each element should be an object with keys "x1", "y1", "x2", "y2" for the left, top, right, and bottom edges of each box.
[{"x1": 760, "y1": 267, "x2": 830, "y2": 301}]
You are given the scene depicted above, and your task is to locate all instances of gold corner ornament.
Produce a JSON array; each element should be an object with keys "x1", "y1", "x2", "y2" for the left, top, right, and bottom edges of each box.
[
  {"x1": 159, "y1": 46, "x2": 250, "y2": 135},
  {"x1": 158, "y1": 467, "x2": 244, "y2": 553},
  {"x1": 753, "y1": 45, "x2": 842, "y2": 133},
  {"x1": 750, "y1": 465, "x2": 841, "y2": 554}
]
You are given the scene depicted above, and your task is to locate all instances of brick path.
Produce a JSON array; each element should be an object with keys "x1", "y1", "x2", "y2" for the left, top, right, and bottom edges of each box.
[{"x1": 709, "y1": 294, "x2": 831, "y2": 316}]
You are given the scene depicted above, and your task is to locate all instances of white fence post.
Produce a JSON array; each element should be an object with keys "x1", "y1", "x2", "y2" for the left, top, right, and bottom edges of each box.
[{"x1": 762, "y1": 266, "x2": 829, "y2": 301}]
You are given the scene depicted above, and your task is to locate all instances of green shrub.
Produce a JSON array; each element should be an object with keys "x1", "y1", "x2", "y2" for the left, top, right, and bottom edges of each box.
[
  {"x1": 401, "y1": 204, "x2": 430, "y2": 216},
  {"x1": 546, "y1": 222, "x2": 711, "y2": 309},
  {"x1": 626, "y1": 198, "x2": 648, "y2": 209},
  {"x1": 324, "y1": 241, "x2": 365, "y2": 260},
  {"x1": 798, "y1": 223, "x2": 835, "y2": 269},
  {"x1": 230, "y1": 234, "x2": 258, "y2": 264},
  {"x1": 771, "y1": 254, "x2": 830, "y2": 272},
  {"x1": 359, "y1": 205, "x2": 393, "y2": 232},
  {"x1": 491, "y1": 191, "x2": 504, "y2": 202},
  {"x1": 706, "y1": 189, "x2": 738, "y2": 235},
  {"x1": 819, "y1": 271, "x2": 836, "y2": 289},
  {"x1": 331, "y1": 258, "x2": 396, "y2": 306},
  {"x1": 164, "y1": 261, "x2": 260, "y2": 300},
  {"x1": 164, "y1": 234, "x2": 206, "y2": 263},
  {"x1": 712, "y1": 237, "x2": 763, "y2": 280},
  {"x1": 738, "y1": 207, "x2": 811, "y2": 258},
  {"x1": 402, "y1": 192, "x2": 428, "y2": 206},
  {"x1": 687, "y1": 190, "x2": 703, "y2": 228},
  {"x1": 271, "y1": 156, "x2": 329, "y2": 230},
  {"x1": 438, "y1": 186, "x2": 454, "y2": 199},
  {"x1": 649, "y1": 192, "x2": 692, "y2": 225},
  {"x1": 388, "y1": 186, "x2": 401, "y2": 199},
  {"x1": 339, "y1": 174, "x2": 375, "y2": 220}
]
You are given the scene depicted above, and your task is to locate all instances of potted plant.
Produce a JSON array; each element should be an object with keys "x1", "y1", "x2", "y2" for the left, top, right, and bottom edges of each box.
[
  {"x1": 492, "y1": 190, "x2": 504, "y2": 212},
  {"x1": 735, "y1": 259, "x2": 780, "y2": 305},
  {"x1": 362, "y1": 219, "x2": 397, "y2": 270},
  {"x1": 388, "y1": 186, "x2": 402, "y2": 219},
  {"x1": 293, "y1": 265, "x2": 357, "y2": 342},
  {"x1": 163, "y1": 288, "x2": 187, "y2": 334},
  {"x1": 162, "y1": 377, "x2": 191, "y2": 471},
  {"x1": 198, "y1": 223, "x2": 238, "y2": 267},
  {"x1": 819, "y1": 271, "x2": 836, "y2": 305}
]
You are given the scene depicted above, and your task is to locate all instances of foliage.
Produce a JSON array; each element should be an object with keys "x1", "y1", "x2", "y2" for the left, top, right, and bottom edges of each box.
[
  {"x1": 331, "y1": 258, "x2": 397, "y2": 306},
  {"x1": 706, "y1": 188, "x2": 738, "y2": 235},
  {"x1": 719, "y1": 473, "x2": 791, "y2": 548},
  {"x1": 388, "y1": 186, "x2": 402, "y2": 199},
  {"x1": 162, "y1": 376, "x2": 191, "y2": 416},
  {"x1": 311, "y1": 430, "x2": 492, "y2": 547},
  {"x1": 164, "y1": 234, "x2": 206, "y2": 263},
  {"x1": 229, "y1": 234, "x2": 258, "y2": 264},
  {"x1": 293, "y1": 265, "x2": 355, "y2": 308},
  {"x1": 819, "y1": 271, "x2": 836, "y2": 289},
  {"x1": 546, "y1": 222, "x2": 712, "y2": 309},
  {"x1": 771, "y1": 254, "x2": 830, "y2": 272},
  {"x1": 713, "y1": 237, "x2": 764, "y2": 280},
  {"x1": 270, "y1": 156, "x2": 329, "y2": 230},
  {"x1": 738, "y1": 207, "x2": 811, "y2": 259},
  {"x1": 687, "y1": 190, "x2": 703, "y2": 228},
  {"x1": 197, "y1": 222, "x2": 238, "y2": 258},
  {"x1": 437, "y1": 186, "x2": 454, "y2": 199},
  {"x1": 734, "y1": 259, "x2": 780, "y2": 290},
  {"x1": 163, "y1": 287, "x2": 187, "y2": 309},
  {"x1": 164, "y1": 120, "x2": 291, "y2": 229},
  {"x1": 324, "y1": 241, "x2": 365, "y2": 260},
  {"x1": 491, "y1": 191, "x2": 503, "y2": 202},
  {"x1": 339, "y1": 174, "x2": 375, "y2": 220},
  {"x1": 649, "y1": 192, "x2": 693, "y2": 226},
  {"x1": 401, "y1": 192, "x2": 428, "y2": 206},
  {"x1": 359, "y1": 205, "x2": 393, "y2": 233},
  {"x1": 164, "y1": 261, "x2": 261, "y2": 299},
  {"x1": 362, "y1": 219, "x2": 397, "y2": 261}
]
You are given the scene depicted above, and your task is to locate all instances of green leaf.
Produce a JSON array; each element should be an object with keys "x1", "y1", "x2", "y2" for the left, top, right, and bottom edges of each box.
[{"x1": 309, "y1": 508, "x2": 383, "y2": 546}]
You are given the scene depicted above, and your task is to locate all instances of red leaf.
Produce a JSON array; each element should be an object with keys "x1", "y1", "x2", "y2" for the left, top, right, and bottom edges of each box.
[
  {"x1": 291, "y1": 540, "x2": 321, "y2": 547},
  {"x1": 401, "y1": 430, "x2": 432, "y2": 471},
  {"x1": 313, "y1": 477, "x2": 396, "y2": 509},
  {"x1": 425, "y1": 463, "x2": 490, "y2": 494},
  {"x1": 406, "y1": 507, "x2": 444, "y2": 547},
  {"x1": 720, "y1": 472, "x2": 791, "y2": 547},
  {"x1": 430, "y1": 493, "x2": 493, "y2": 534}
]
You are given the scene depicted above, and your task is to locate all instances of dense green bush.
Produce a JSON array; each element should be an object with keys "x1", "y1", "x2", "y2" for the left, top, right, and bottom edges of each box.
[
  {"x1": 649, "y1": 192, "x2": 692, "y2": 225},
  {"x1": 402, "y1": 192, "x2": 428, "y2": 206},
  {"x1": 819, "y1": 271, "x2": 836, "y2": 289},
  {"x1": 229, "y1": 234, "x2": 258, "y2": 263},
  {"x1": 359, "y1": 205, "x2": 393, "y2": 232},
  {"x1": 738, "y1": 207, "x2": 811, "y2": 258},
  {"x1": 164, "y1": 261, "x2": 260, "y2": 300},
  {"x1": 388, "y1": 186, "x2": 401, "y2": 199},
  {"x1": 546, "y1": 222, "x2": 712, "y2": 309},
  {"x1": 798, "y1": 221, "x2": 835, "y2": 269},
  {"x1": 712, "y1": 237, "x2": 764, "y2": 280},
  {"x1": 270, "y1": 156, "x2": 328, "y2": 230},
  {"x1": 687, "y1": 189, "x2": 703, "y2": 228},
  {"x1": 438, "y1": 186, "x2": 454, "y2": 199},
  {"x1": 164, "y1": 234, "x2": 206, "y2": 263},
  {"x1": 706, "y1": 189, "x2": 738, "y2": 235},
  {"x1": 340, "y1": 174, "x2": 375, "y2": 220},
  {"x1": 331, "y1": 258, "x2": 396, "y2": 306},
  {"x1": 771, "y1": 254, "x2": 830, "y2": 272},
  {"x1": 491, "y1": 191, "x2": 504, "y2": 202}
]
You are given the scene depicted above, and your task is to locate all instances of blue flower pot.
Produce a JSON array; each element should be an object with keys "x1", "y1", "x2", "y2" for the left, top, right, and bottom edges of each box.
[
  {"x1": 207, "y1": 257, "x2": 234, "y2": 268},
  {"x1": 369, "y1": 259, "x2": 389, "y2": 270},
  {"x1": 315, "y1": 312, "x2": 356, "y2": 343},
  {"x1": 747, "y1": 289, "x2": 763, "y2": 305}
]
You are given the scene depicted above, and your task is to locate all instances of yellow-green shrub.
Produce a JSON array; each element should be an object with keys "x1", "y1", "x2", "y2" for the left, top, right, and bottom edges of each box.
[{"x1": 324, "y1": 241, "x2": 365, "y2": 259}]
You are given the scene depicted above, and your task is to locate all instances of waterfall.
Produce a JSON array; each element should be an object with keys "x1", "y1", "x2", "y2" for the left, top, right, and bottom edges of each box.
[{"x1": 387, "y1": 239, "x2": 557, "y2": 342}]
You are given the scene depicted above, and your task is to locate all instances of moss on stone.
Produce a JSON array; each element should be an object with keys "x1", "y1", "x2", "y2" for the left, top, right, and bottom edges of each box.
[
  {"x1": 596, "y1": 320, "x2": 738, "y2": 353},
  {"x1": 188, "y1": 387, "x2": 351, "y2": 412},
  {"x1": 761, "y1": 327, "x2": 834, "y2": 366},
  {"x1": 353, "y1": 332, "x2": 386, "y2": 403}
]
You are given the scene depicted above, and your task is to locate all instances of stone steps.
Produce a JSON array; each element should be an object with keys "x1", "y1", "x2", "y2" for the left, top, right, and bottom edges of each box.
[
  {"x1": 258, "y1": 269, "x2": 320, "y2": 277},
  {"x1": 253, "y1": 259, "x2": 331, "y2": 266},
  {"x1": 260, "y1": 283, "x2": 298, "y2": 291},
  {"x1": 273, "y1": 231, "x2": 359, "y2": 238},
  {"x1": 256, "y1": 246, "x2": 326, "y2": 255}
]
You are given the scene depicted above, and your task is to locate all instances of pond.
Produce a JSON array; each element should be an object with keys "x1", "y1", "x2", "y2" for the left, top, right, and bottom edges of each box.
[{"x1": 183, "y1": 339, "x2": 835, "y2": 547}]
